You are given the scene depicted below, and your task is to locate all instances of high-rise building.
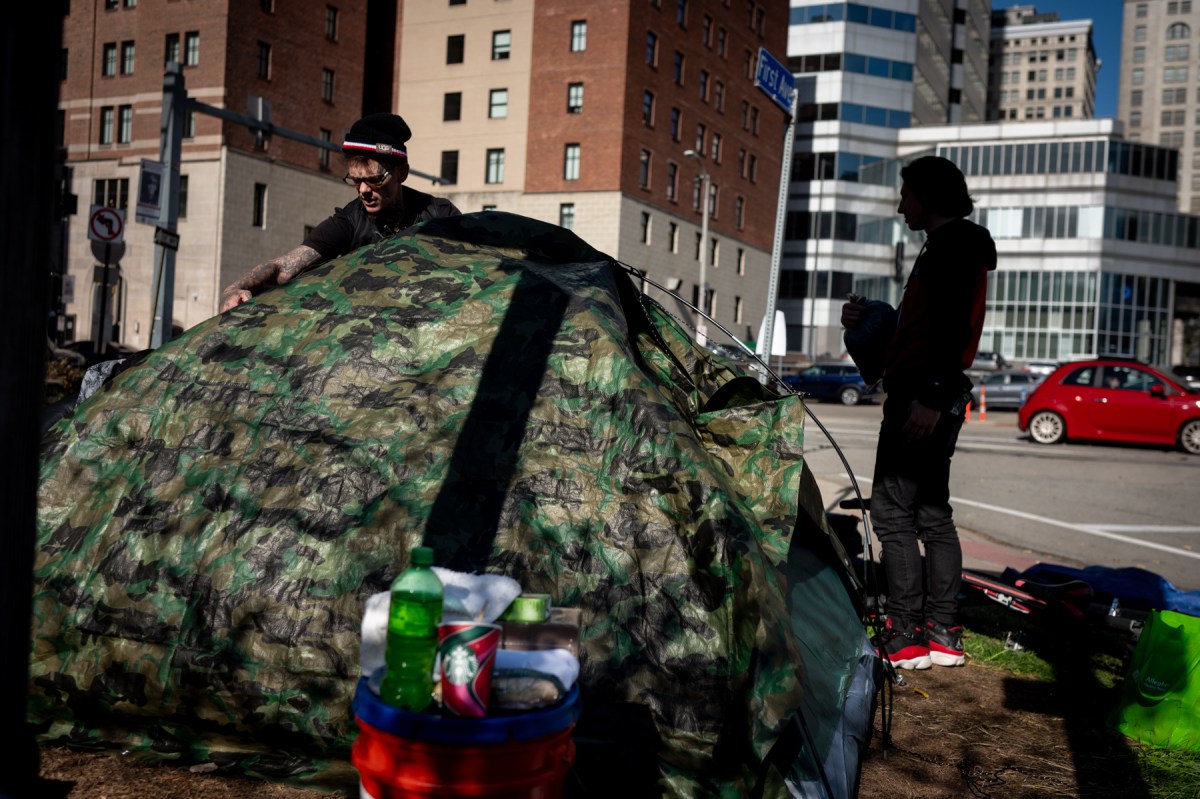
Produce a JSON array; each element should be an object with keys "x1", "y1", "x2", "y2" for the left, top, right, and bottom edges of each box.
[
  {"x1": 57, "y1": 0, "x2": 377, "y2": 350},
  {"x1": 986, "y1": 6, "x2": 1100, "y2": 123},
  {"x1": 1117, "y1": 0, "x2": 1200, "y2": 213},
  {"x1": 783, "y1": 1, "x2": 1200, "y2": 366},
  {"x1": 397, "y1": 0, "x2": 791, "y2": 346}
]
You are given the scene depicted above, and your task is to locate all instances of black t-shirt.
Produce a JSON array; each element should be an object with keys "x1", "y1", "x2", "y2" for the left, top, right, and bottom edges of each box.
[{"x1": 302, "y1": 186, "x2": 460, "y2": 260}]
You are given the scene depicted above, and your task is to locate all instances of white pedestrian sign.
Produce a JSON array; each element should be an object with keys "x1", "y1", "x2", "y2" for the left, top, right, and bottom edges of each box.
[{"x1": 88, "y1": 205, "x2": 125, "y2": 244}]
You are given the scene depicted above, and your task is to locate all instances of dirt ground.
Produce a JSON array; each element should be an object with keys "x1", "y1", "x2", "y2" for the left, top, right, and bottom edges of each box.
[{"x1": 31, "y1": 652, "x2": 1152, "y2": 799}]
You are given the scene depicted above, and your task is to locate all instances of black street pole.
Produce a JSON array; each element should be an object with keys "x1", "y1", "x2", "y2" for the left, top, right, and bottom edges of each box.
[{"x1": 0, "y1": 0, "x2": 59, "y2": 795}]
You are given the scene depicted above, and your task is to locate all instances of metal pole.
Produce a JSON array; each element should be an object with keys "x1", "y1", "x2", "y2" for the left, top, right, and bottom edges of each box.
[
  {"x1": 698, "y1": 169, "x2": 710, "y2": 345},
  {"x1": 150, "y1": 62, "x2": 184, "y2": 348},
  {"x1": 684, "y1": 149, "x2": 710, "y2": 345},
  {"x1": 98, "y1": 244, "x2": 112, "y2": 355},
  {"x1": 760, "y1": 91, "x2": 798, "y2": 372}
]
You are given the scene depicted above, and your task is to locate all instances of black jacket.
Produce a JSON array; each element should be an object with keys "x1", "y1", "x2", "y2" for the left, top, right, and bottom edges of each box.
[{"x1": 302, "y1": 186, "x2": 460, "y2": 260}]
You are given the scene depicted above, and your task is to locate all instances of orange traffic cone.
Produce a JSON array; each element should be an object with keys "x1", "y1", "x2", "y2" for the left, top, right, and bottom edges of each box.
[
  {"x1": 978, "y1": 385, "x2": 988, "y2": 422},
  {"x1": 964, "y1": 401, "x2": 972, "y2": 423}
]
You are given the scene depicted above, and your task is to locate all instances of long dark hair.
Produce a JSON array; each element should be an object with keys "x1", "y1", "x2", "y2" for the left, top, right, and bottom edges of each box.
[{"x1": 900, "y1": 156, "x2": 974, "y2": 218}]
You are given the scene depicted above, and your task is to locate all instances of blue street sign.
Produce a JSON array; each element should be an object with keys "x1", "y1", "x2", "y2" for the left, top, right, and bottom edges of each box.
[{"x1": 754, "y1": 47, "x2": 796, "y2": 114}]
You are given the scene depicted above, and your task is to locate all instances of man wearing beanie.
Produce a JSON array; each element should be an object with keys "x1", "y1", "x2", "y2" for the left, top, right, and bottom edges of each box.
[{"x1": 219, "y1": 113, "x2": 459, "y2": 311}]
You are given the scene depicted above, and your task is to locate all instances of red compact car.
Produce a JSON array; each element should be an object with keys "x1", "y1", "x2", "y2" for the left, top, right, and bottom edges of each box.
[{"x1": 1017, "y1": 358, "x2": 1200, "y2": 454}]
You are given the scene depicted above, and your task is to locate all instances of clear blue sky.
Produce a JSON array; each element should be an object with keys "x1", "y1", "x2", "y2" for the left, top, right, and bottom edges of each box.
[{"x1": 993, "y1": 1, "x2": 1125, "y2": 118}]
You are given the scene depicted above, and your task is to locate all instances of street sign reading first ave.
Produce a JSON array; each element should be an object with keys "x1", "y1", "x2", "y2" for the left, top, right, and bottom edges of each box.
[{"x1": 754, "y1": 47, "x2": 796, "y2": 114}]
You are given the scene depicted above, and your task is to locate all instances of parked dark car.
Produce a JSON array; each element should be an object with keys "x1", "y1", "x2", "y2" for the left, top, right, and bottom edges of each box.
[
  {"x1": 1172, "y1": 365, "x2": 1200, "y2": 390},
  {"x1": 970, "y1": 370, "x2": 1044, "y2": 410},
  {"x1": 1017, "y1": 358, "x2": 1200, "y2": 454},
  {"x1": 783, "y1": 362, "x2": 877, "y2": 405}
]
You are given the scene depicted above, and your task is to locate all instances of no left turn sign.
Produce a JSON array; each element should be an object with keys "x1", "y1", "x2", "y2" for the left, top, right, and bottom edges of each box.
[{"x1": 88, "y1": 205, "x2": 125, "y2": 244}]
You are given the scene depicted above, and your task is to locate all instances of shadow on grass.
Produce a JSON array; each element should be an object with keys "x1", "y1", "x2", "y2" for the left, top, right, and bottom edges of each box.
[{"x1": 960, "y1": 600, "x2": 1151, "y2": 799}]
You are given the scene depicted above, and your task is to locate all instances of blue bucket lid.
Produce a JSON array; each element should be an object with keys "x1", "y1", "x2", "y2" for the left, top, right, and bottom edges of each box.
[{"x1": 352, "y1": 678, "x2": 581, "y2": 745}]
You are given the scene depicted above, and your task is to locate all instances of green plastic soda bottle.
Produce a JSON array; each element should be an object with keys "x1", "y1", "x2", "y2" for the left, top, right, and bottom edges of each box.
[{"x1": 379, "y1": 546, "x2": 444, "y2": 711}]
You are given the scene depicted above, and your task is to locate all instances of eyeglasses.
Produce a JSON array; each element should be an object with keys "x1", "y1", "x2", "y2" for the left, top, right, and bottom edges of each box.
[{"x1": 342, "y1": 170, "x2": 391, "y2": 188}]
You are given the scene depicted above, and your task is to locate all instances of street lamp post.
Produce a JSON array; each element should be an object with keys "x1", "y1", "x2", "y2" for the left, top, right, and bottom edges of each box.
[{"x1": 683, "y1": 149, "x2": 709, "y2": 345}]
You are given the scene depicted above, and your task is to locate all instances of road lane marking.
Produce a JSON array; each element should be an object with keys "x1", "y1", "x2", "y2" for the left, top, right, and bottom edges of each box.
[
  {"x1": 1078, "y1": 524, "x2": 1200, "y2": 534},
  {"x1": 952, "y1": 497, "x2": 1200, "y2": 560}
]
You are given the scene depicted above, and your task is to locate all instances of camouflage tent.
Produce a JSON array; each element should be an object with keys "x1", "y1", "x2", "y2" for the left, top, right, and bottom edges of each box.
[{"x1": 31, "y1": 212, "x2": 876, "y2": 797}]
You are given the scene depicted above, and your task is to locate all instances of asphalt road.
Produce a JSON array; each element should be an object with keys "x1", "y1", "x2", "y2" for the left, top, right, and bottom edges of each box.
[{"x1": 797, "y1": 398, "x2": 1200, "y2": 592}]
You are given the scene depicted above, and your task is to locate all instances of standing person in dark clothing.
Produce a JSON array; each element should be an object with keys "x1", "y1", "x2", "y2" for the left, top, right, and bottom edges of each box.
[
  {"x1": 220, "y1": 113, "x2": 460, "y2": 312},
  {"x1": 841, "y1": 155, "x2": 997, "y2": 670}
]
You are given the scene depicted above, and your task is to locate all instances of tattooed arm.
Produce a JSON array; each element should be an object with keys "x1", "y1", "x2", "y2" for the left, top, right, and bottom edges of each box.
[{"x1": 219, "y1": 245, "x2": 323, "y2": 312}]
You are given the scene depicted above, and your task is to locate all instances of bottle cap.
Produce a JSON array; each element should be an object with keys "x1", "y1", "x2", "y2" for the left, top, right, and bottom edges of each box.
[{"x1": 411, "y1": 546, "x2": 434, "y2": 567}]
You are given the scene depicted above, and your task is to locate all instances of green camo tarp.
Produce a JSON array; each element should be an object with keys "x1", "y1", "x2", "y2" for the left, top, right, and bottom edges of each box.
[{"x1": 31, "y1": 212, "x2": 872, "y2": 797}]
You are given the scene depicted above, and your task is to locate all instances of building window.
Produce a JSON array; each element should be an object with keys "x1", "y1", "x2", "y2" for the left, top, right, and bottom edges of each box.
[
  {"x1": 734, "y1": 296, "x2": 743, "y2": 324},
  {"x1": 178, "y1": 174, "x2": 188, "y2": 218},
  {"x1": 440, "y1": 150, "x2": 459, "y2": 184},
  {"x1": 711, "y1": 132, "x2": 721, "y2": 163},
  {"x1": 253, "y1": 183, "x2": 267, "y2": 228},
  {"x1": 1133, "y1": 47, "x2": 1145, "y2": 64},
  {"x1": 1134, "y1": 25, "x2": 1146, "y2": 42},
  {"x1": 642, "y1": 91, "x2": 655, "y2": 126},
  {"x1": 319, "y1": 128, "x2": 332, "y2": 168},
  {"x1": 646, "y1": 31, "x2": 658, "y2": 65},
  {"x1": 698, "y1": 69, "x2": 708, "y2": 100},
  {"x1": 492, "y1": 30, "x2": 511, "y2": 60},
  {"x1": 676, "y1": 0, "x2": 687, "y2": 25},
  {"x1": 120, "y1": 41, "x2": 134, "y2": 74},
  {"x1": 717, "y1": 27, "x2": 727, "y2": 57},
  {"x1": 748, "y1": 154, "x2": 757, "y2": 182},
  {"x1": 703, "y1": 14, "x2": 712, "y2": 45},
  {"x1": 322, "y1": 68, "x2": 335, "y2": 102},
  {"x1": 102, "y1": 42, "x2": 117, "y2": 76},
  {"x1": 751, "y1": 106, "x2": 759, "y2": 134},
  {"x1": 94, "y1": 177, "x2": 129, "y2": 210},
  {"x1": 673, "y1": 51, "x2": 684, "y2": 84},
  {"x1": 1166, "y1": 23, "x2": 1189, "y2": 40},
  {"x1": 486, "y1": 148, "x2": 505, "y2": 183},
  {"x1": 99, "y1": 106, "x2": 114, "y2": 144},
  {"x1": 184, "y1": 31, "x2": 200, "y2": 66},
  {"x1": 737, "y1": 248, "x2": 745, "y2": 275},
  {"x1": 1166, "y1": 44, "x2": 1190, "y2": 61},
  {"x1": 165, "y1": 33, "x2": 180, "y2": 65},
  {"x1": 713, "y1": 80, "x2": 724, "y2": 112},
  {"x1": 707, "y1": 183, "x2": 718, "y2": 218},
  {"x1": 570, "y1": 20, "x2": 587, "y2": 52},
  {"x1": 447, "y1": 34, "x2": 465, "y2": 64},
  {"x1": 117, "y1": 104, "x2": 132, "y2": 143},
  {"x1": 444, "y1": 92, "x2": 462, "y2": 121},
  {"x1": 670, "y1": 107, "x2": 681, "y2": 140},
  {"x1": 184, "y1": 109, "x2": 196, "y2": 138},
  {"x1": 559, "y1": 203, "x2": 575, "y2": 230},
  {"x1": 564, "y1": 143, "x2": 581, "y2": 180},
  {"x1": 668, "y1": 222, "x2": 678, "y2": 253},
  {"x1": 638, "y1": 149, "x2": 651, "y2": 188},
  {"x1": 735, "y1": 196, "x2": 744, "y2": 229},
  {"x1": 325, "y1": 5, "x2": 338, "y2": 40},
  {"x1": 1131, "y1": 90, "x2": 1143, "y2": 107},
  {"x1": 257, "y1": 42, "x2": 271, "y2": 79},
  {"x1": 261, "y1": 0, "x2": 274, "y2": 12},
  {"x1": 641, "y1": 211, "x2": 651, "y2": 243},
  {"x1": 667, "y1": 162, "x2": 678, "y2": 201},
  {"x1": 489, "y1": 88, "x2": 508, "y2": 118},
  {"x1": 567, "y1": 83, "x2": 583, "y2": 113},
  {"x1": 695, "y1": 123, "x2": 706, "y2": 153}
]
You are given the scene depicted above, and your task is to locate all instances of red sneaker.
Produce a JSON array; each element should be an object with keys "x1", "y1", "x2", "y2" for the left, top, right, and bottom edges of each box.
[
  {"x1": 875, "y1": 618, "x2": 932, "y2": 670},
  {"x1": 925, "y1": 621, "x2": 966, "y2": 667}
]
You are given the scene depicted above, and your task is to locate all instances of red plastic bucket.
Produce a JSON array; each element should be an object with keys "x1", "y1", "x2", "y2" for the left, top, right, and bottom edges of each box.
[{"x1": 351, "y1": 679, "x2": 580, "y2": 799}]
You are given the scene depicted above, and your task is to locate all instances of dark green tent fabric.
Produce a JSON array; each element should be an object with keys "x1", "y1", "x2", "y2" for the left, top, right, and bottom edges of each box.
[{"x1": 30, "y1": 212, "x2": 868, "y2": 797}]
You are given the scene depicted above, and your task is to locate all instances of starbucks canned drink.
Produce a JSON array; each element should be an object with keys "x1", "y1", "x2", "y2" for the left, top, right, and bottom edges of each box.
[{"x1": 437, "y1": 622, "x2": 501, "y2": 718}]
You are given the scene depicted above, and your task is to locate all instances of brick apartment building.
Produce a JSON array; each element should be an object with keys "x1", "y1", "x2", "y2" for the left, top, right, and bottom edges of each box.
[
  {"x1": 57, "y1": 0, "x2": 789, "y2": 351},
  {"x1": 397, "y1": 0, "x2": 790, "y2": 346}
]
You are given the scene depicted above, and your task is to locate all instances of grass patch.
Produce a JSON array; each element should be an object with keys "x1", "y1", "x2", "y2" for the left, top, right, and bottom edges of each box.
[{"x1": 959, "y1": 596, "x2": 1200, "y2": 798}]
